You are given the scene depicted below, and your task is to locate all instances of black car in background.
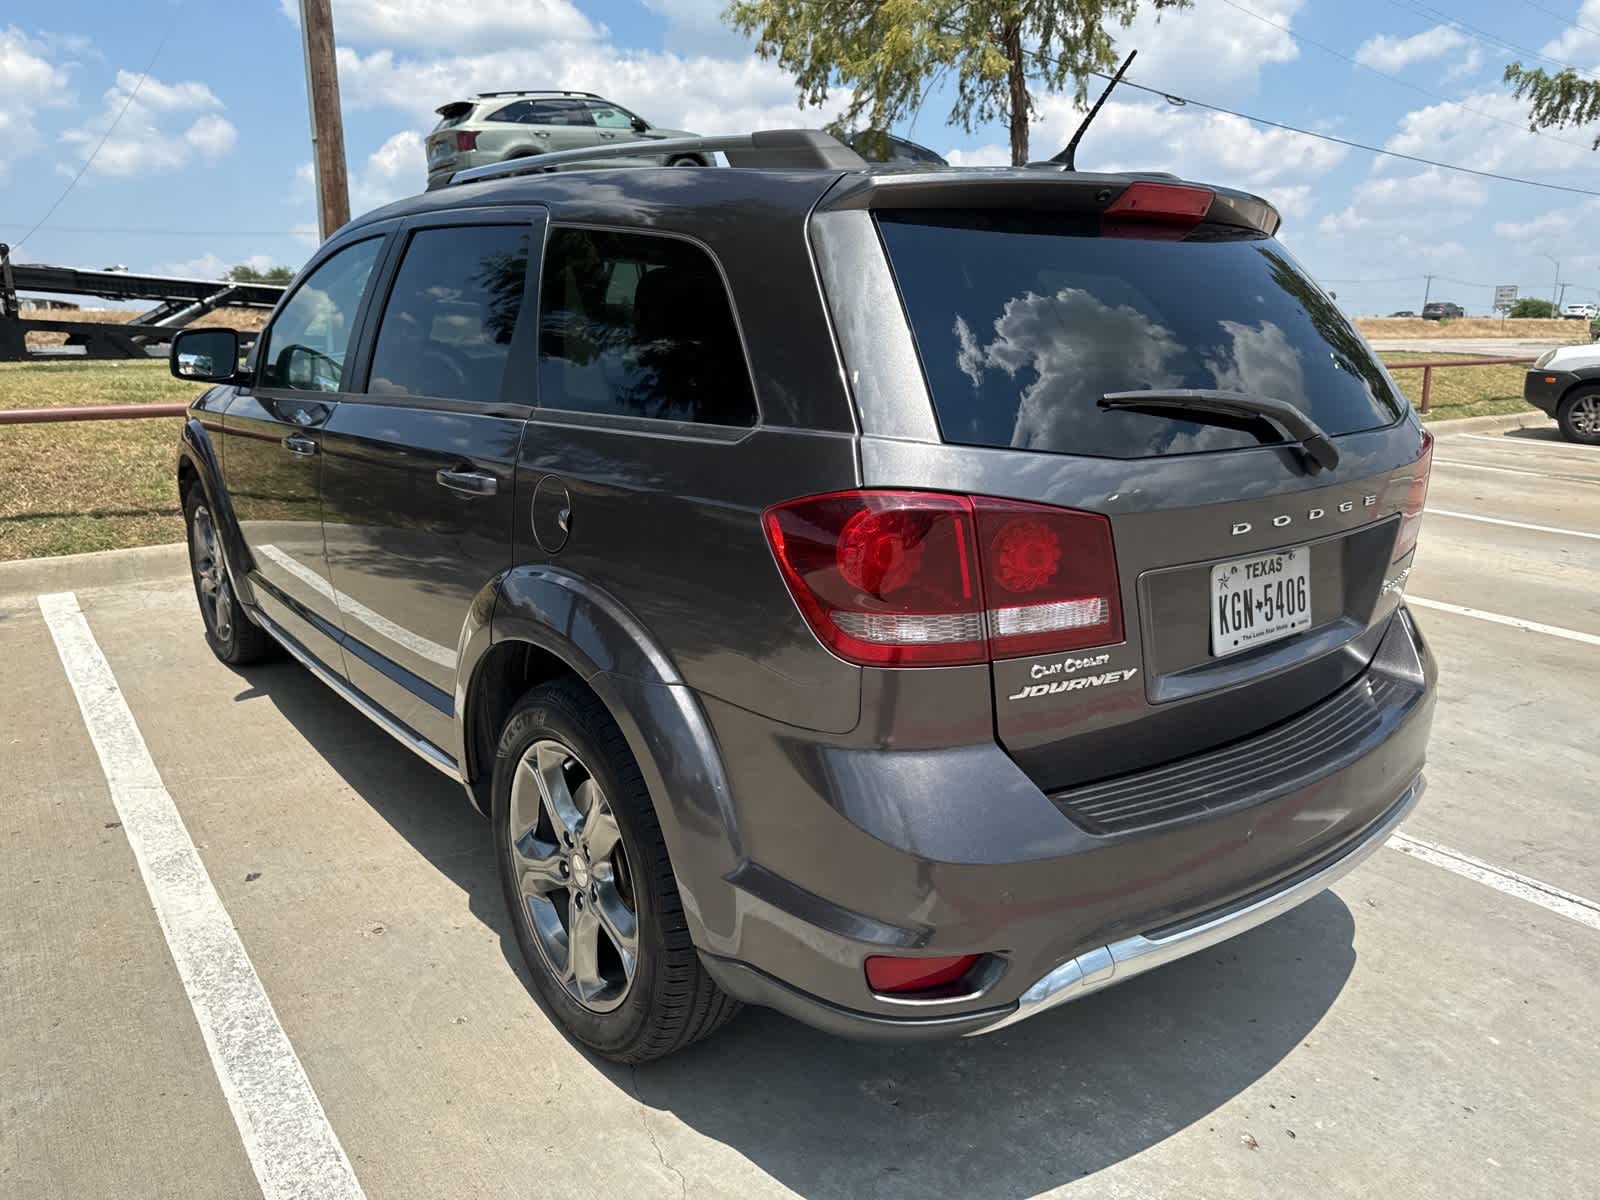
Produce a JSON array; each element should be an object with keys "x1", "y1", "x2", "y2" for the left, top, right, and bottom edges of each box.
[
  {"x1": 168, "y1": 130, "x2": 1436, "y2": 1062},
  {"x1": 1422, "y1": 302, "x2": 1464, "y2": 320}
]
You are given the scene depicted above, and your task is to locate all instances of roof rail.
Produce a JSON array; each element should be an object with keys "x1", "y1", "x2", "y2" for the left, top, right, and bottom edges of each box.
[
  {"x1": 447, "y1": 129, "x2": 867, "y2": 186},
  {"x1": 472, "y1": 89, "x2": 604, "y2": 100}
]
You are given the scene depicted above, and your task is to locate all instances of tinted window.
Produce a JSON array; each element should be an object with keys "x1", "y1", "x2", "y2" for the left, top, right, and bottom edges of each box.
[
  {"x1": 366, "y1": 224, "x2": 530, "y2": 404},
  {"x1": 259, "y1": 237, "x2": 382, "y2": 392},
  {"x1": 537, "y1": 228, "x2": 757, "y2": 427},
  {"x1": 488, "y1": 98, "x2": 594, "y2": 127},
  {"x1": 585, "y1": 102, "x2": 636, "y2": 130},
  {"x1": 877, "y1": 211, "x2": 1406, "y2": 459}
]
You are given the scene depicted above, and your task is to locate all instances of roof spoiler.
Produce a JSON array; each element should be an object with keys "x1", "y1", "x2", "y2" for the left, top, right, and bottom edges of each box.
[{"x1": 435, "y1": 101, "x2": 474, "y2": 118}]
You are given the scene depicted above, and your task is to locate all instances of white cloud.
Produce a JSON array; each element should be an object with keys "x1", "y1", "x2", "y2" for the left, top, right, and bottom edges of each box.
[
  {"x1": 278, "y1": 0, "x2": 597, "y2": 50},
  {"x1": 0, "y1": 26, "x2": 72, "y2": 172},
  {"x1": 1318, "y1": 168, "x2": 1487, "y2": 238},
  {"x1": 352, "y1": 129, "x2": 427, "y2": 213},
  {"x1": 1116, "y1": 0, "x2": 1302, "y2": 101},
  {"x1": 643, "y1": 0, "x2": 754, "y2": 56},
  {"x1": 1382, "y1": 91, "x2": 1596, "y2": 174},
  {"x1": 1354, "y1": 26, "x2": 1469, "y2": 72},
  {"x1": 1493, "y1": 199, "x2": 1600, "y2": 251},
  {"x1": 60, "y1": 69, "x2": 238, "y2": 176},
  {"x1": 1539, "y1": 0, "x2": 1600, "y2": 69},
  {"x1": 153, "y1": 252, "x2": 277, "y2": 280},
  {"x1": 1443, "y1": 45, "x2": 1484, "y2": 84}
]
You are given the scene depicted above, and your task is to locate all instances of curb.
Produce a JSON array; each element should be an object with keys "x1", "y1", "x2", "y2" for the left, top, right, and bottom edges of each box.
[
  {"x1": 0, "y1": 542, "x2": 188, "y2": 601},
  {"x1": 1424, "y1": 410, "x2": 1553, "y2": 437}
]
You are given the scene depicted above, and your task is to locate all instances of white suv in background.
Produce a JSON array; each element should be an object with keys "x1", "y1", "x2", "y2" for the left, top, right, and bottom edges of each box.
[
  {"x1": 1561, "y1": 301, "x2": 1598, "y2": 320},
  {"x1": 425, "y1": 91, "x2": 704, "y2": 188}
]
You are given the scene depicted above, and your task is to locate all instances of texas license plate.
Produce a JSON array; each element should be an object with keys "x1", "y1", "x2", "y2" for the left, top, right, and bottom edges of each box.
[
  {"x1": 428, "y1": 141, "x2": 452, "y2": 163},
  {"x1": 1211, "y1": 546, "x2": 1312, "y2": 657}
]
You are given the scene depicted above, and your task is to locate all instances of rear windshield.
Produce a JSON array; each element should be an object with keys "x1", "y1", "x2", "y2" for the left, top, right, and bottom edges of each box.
[{"x1": 876, "y1": 211, "x2": 1406, "y2": 459}]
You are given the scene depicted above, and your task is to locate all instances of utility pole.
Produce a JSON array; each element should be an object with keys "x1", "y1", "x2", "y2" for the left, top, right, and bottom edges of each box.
[
  {"x1": 1543, "y1": 255, "x2": 1561, "y2": 312},
  {"x1": 299, "y1": 0, "x2": 350, "y2": 241},
  {"x1": 1421, "y1": 274, "x2": 1434, "y2": 312},
  {"x1": 1557, "y1": 281, "x2": 1572, "y2": 310}
]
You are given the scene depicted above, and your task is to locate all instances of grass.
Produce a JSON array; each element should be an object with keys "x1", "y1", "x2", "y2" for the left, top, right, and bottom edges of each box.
[
  {"x1": 1379, "y1": 351, "x2": 1533, "y2": 422},
  {"x1": 1355, "y1": 316, "x2": 1588, "y2": 340},
  {"x1": 0, "y1": 360, "x2": 203, "y2": 561}
]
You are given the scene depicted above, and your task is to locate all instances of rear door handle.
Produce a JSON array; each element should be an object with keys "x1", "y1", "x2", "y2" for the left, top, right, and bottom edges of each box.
[
  {"x1": 436, "y1": 467, "x2": 498, "y2": 497},
  {"x1": 283, "y1": 434, "x2": 318, "y2": 458}
]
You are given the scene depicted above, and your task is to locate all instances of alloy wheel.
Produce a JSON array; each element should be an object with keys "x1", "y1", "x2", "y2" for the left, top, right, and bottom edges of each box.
[
  {"x1": 189, "y1": 505, "x2": 233, "y2": 644},
  {"x1": 1572, "y1": 395, "x2": 1600, "y2": 437},
  {"x1": 508, "y1": 739, "x2": 639, "y2": 1012}
]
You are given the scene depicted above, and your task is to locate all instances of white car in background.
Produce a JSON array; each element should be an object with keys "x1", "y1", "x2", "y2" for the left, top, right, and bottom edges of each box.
[{"x1": 1561, "y1": 301, "x2": 1598, "y2": 320}]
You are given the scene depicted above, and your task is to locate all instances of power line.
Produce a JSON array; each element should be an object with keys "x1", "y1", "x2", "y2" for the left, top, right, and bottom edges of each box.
[
  {"x1": 1513, "y1": 0, "x2": 1600, "y2": 41},
  {"x1": 1389, "y1": 0, "x2": 1600, "y2": 80},
  {"x1": 1065, "y1": 59, "x2": 1600, "y2": 198},
  {"x1": 1215, "y1": 0, "x2": 1593, "y2": 149},
  {"x1": 11, "y1": 8, "x2": 182, "y2": 254}
]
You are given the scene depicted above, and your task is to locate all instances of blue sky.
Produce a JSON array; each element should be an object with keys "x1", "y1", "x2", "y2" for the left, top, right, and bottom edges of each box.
[{"x1": 3, "y1": 0, "x2": 1598, "y2": 316}]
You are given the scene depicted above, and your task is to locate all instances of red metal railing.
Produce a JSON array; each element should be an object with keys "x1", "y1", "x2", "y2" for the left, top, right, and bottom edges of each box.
[
  {"x1": 1384, "y1": 356, "x2": 1535, "y2": 415},
  {"x1": 0, "y1": 403, "x2": 189, "y2": 425}
]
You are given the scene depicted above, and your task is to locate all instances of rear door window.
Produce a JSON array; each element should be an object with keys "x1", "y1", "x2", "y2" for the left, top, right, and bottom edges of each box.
[
  {"x1": 366, "y1": 224, "x2": 531, "y2": 403},
  {"x1": 876, "y1": 210, "x2": 1406, "y2": 459},
  {"x1": 537, "y1": 228, "x2": 757, "y2": 427}
]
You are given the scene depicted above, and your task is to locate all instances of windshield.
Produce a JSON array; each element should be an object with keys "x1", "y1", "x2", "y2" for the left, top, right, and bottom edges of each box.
[{"x1": 877, "y1": 210, "x2": 1406, "y2": 459}]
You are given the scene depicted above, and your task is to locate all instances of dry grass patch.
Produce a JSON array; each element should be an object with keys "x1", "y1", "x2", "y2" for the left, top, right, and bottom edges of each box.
[
  {"x1": 1355, "y1": 317, "x2": 1586, "y2": 341},
  {"x1": 0, "y1": 360, "x2": 203, "y2": 560},
  {"x1": 1380, "y1": 352, "x2": 1532, "y2": 422},
  {"x1": 21, "y1": 306, "x2": 270, "y2": 348}
]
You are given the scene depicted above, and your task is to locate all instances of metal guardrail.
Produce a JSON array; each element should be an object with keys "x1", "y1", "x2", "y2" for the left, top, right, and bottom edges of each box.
[
  {"x1": 0, "y1": 403, "x2": 190, "y2": 426},
  {"x1": 1384, "y1": 355, "x2": 1536, "y2": 415}
]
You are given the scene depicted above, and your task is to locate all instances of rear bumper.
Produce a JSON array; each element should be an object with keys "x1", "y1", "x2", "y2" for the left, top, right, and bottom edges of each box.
[
  {"x1": 702, "y1": 775, "x2": 1420, "y2": 1040},
  {"x1": 1524, "y1": 369, "x2": 1576, "y2": 417},
  {"x1": 696, "y1": 606, "x2": 1436, "y2": 1039}
]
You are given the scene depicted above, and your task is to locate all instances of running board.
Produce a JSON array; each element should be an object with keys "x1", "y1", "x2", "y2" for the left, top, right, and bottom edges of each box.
[{"x1": 253, "y1": 608, "x2": 461, "y2": 781}]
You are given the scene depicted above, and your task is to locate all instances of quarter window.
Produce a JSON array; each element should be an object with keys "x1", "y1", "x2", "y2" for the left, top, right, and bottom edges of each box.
[
  {"x1": 258, "y1": 237, "x2": 382, "y2": 392},
  {"x1": 537, "y1": 228, "x2": 757, "y2": 427},
  {"x1": 366, "y1": 224, "x2": 531, "y2": 404}
]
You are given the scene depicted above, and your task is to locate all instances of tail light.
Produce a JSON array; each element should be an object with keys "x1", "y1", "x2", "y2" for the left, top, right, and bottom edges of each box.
[
  {"x1": 763, "y1": 490, "x2": 1123, "y2": 667},
  {"x1": 1103, "y1": 182, "x2": 1214, "y2": 239},
  {"x1": 454, "y1": 130, "x2": 479, "y2": 152},
  {"x1": 1392, "y1": 430, "x2": 1434, "y2": 562},
  {"x1": 865, "y1": 954, "x2": 979, "y2": 995}
]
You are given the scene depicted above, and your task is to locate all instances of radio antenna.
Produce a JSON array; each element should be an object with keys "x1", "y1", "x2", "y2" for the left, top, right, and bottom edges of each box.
[{"x1": 1054, "y1": 50, "x2": 1137, "y2": 170}]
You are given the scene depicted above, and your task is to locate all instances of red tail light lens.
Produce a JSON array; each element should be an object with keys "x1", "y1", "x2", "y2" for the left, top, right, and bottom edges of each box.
[
  {"x1": 1392, "y1": 430, "x2": 1434, "y2": 562},
  {"x1": 454, "y1": 130, "x2": 479, "y2": 152},
  {"x1": 763, "y1": 491, "x2": 984, "y2": 666},
  {"x1": 763, "y1": 490, "x2": 1123, "y2": 666},
  {"x1": 1103, "y1": 182, "x2": 1214, "y2": 236},
  {"x1": 865, "y1": 954, "x2": 979, "y2": 994},
  {"x1": 974, "y1": 498, "x2": 1123, "y2": 657}
]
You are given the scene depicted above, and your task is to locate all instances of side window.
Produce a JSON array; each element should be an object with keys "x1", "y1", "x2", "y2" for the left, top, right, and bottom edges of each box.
[
  {"x1": 586, "y1": 103, "x2": 635, "y2": 130},
  {"x1": 537, "y1": 228, "x2": 757, "y2": 427},
  {"x1": 528, "y1": 99, "x2": 593, "y2": 127},
  {"x1": 486, "y1": 100, "x2": 535, "y2": 124},
  {"x1": 258, "y1": 237, "x2": 382, "y2": 392},
  {"x1": 365, "y1": 224, "x2": 531, "y2": 404}
]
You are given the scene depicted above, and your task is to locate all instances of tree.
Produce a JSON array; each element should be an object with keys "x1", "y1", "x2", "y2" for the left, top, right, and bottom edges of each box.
[
  {"x1": 227, "y1": 263, "x2": 296, "y2": 284},
  {"x1": 1510, "y1": 297, "x2": 1557, "y2": 319},
  {"x1": 724, "y1": 0, "x2": 1191, "y2": 166},
  {"x1": 1504, "y1": 64, "x2": 1600, "y2": 147}
]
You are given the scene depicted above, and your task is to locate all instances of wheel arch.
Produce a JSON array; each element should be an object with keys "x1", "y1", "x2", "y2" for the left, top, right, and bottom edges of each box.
[
  {"x1": 455, "y1": 566, "x2": 742, "y2": 946},
  {"x1": 177, "y1": 415, "x2": 256, "y2": 606}
]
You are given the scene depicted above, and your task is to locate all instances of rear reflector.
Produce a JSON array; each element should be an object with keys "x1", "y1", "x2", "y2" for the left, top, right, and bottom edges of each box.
[
  {"x1": 455, "y1": 130, "x2": 479, "y2": 152},
  {"x1": 1392, "y1": 430, "x2": 1434, "y2": 562},
  {"x1": 865, "y1": 954, "x2": 979, "y2": 994},
  {"x1": 763, "y1": 490, "x2": 1123, "y2": 667}
]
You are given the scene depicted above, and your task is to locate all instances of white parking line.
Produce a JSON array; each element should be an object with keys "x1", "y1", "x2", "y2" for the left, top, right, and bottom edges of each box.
[
  {"x1": 1425, "y1": 508, "x2": 1600, "y2": 541},
  {"x1": 1434, "y1": 459, "x2": 1600, "y2": 484},
  {"x1": 1457, "y1": 433, "x2": 1598, "y2": 460},
  {"x1": 1390, "y1": 832, "x2": 1600, "y2": 933},
  {"x1": 37, "y1": 591, "x2": 367, "y2": 1200},
  {"x1": 1406, "y1": 595, "x2": 1600, "y2": 648}
]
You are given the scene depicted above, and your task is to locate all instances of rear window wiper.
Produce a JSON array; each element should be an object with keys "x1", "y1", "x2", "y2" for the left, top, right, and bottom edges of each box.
[{"x1": 1099, "y1": 389, "x2": 1340, "y2": 472}]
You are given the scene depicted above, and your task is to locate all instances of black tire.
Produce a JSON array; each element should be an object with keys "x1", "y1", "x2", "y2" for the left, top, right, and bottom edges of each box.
[
  {"x1": 491, "y1": 679, "x2": 739, "y2": 1062},
  {"x1": 1557, "y1": 386, "x2": 1600, "y2": 446},
  {"x1": 182, "y1": 483, "x2": 276, "y2": 665},
  {"x1": 667, "y1": 155, "x2": 704, "y2": 167}
]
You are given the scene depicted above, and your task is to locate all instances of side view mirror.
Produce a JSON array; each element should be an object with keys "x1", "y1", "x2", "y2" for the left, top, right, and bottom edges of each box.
[
  {"x1": 171, "y1": 327, "x2": 246, "y2": 384},
  {"x1": 630, "y1": 116, "x2": 649, "y2": 134}
]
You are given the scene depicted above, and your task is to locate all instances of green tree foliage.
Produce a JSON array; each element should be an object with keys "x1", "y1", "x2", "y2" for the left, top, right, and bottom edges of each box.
[
  {"x1": 1504, "y1": 63, "x2": 1600, "y2": 148},
  {"x1": 1510, "y1": 297, "x2": 1557, "y2": 319},
  {"x1": 724, "y1": 0, "x2": 1191, "y2": 166},
  {"x1": 226, "y1": 264, "x2": 296, "y2": 285}
]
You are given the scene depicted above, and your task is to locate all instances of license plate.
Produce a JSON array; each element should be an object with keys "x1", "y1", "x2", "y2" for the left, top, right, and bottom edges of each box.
[
  {"x1": 1210, "y1": 546, "x2": 1312, "y2": 657},
  {"x1": 428, "y1": 141, "x2": 452, "y2": 163}
]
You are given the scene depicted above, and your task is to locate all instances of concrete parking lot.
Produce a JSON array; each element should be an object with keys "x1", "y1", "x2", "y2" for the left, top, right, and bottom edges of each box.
[{"x1": 3, "y1": 417, "x2": 1597, "y2": 1200}]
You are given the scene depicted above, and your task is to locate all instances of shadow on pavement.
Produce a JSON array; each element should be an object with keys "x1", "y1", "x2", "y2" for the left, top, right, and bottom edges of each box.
[{"x1": 249, "y1": 656, "x2": 1356, "y2": 1199}]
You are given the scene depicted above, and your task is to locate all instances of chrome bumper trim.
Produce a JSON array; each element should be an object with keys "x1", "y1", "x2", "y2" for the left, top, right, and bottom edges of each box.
[{"x1": 971, "y1": 776, "x2": 1424, "y2": 1036}]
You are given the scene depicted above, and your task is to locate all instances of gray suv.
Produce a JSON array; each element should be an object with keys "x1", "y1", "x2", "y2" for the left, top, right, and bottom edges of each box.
[
  {"x1": 425, "y1": 90, "x2": 702, "y2": 188},
  {"x1": 170, "y1": 131, "x2": 1436, "y2": 1063}
]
